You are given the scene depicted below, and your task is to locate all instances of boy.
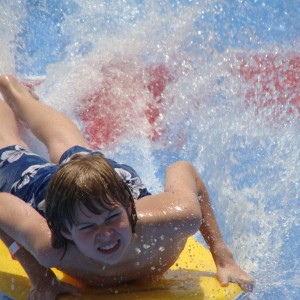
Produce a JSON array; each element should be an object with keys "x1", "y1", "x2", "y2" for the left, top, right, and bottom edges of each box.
[{"x1": 0, "y1": 75, "x2": 253, "y2": 299}]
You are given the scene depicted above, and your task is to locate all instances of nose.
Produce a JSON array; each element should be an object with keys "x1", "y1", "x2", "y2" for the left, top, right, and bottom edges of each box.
[{"x1": 96, "y1": 224, "x2": 113, "y2": 240}]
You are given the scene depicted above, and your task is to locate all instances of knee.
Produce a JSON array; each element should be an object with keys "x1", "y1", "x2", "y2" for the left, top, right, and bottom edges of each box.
[{"x1": 167, "y1": 160, "x2": 196, "y2": 173}]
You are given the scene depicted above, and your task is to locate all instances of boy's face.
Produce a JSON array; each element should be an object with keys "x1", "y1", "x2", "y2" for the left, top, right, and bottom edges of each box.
[{"x1": 61, "y1": 201, "x2": 133, "y2": 265}]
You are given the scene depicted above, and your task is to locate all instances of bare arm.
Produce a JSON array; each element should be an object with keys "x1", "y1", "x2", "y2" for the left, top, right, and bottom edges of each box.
[
  {"x1": 192, "y1": 166, "x2": 254, "y2": 291},
  {"x1": 135, "y1": 162, "x2": 202, "y2": 237},
  {"x1": 0, "y1": 192, "x2": 63, "y2": 267},
  {"x1": 163, "y1": 160, "x2": 225, "y2": 246},
  {"x1": 159, "y1": 161, "x2": 254, "y2": 291},
  {"x1": 0, "y1": 227, "x2": 79, "y2": 300}
]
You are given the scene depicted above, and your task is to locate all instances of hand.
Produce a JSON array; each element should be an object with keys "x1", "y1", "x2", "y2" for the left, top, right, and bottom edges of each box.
[
  {"x1": 27, "y1": 270, "x2": 81, "y2": 300},
  {"x1": 212, "y1": 244, "x2": 254, "y2": 292},
  {"x1": 216, "y1": 260, "x2": 254, "y2": 292}
]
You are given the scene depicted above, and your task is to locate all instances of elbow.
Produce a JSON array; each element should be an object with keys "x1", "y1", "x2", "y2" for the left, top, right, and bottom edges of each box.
[
  {"x1": 37, "y1": 257, "x2": 59, "y2": 269},
  {"x1": 36, "y1": 254, "x2": 54, "y2": 268},
  {"x1": 34, "y1": 248, "x2": 61, "y2": 268},
  {"x1": 38, "y1": 260, "x2": 52, "y2": 268},
  {"x1": 166, "y1": 160, "x2": 195, "y2": 175},
  {"x1": 185, "y1": 205, "x2": 202, "y2": 235},
  {"x1": 176, "y1": 192, "x2": 202, "y2": 236},
  {"x1": 173, "y1": 210, "x2": 201, "y2": 238}
]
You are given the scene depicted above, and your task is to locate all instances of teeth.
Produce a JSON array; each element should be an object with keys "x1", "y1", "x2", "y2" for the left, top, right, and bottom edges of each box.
[{"x1": 99, "y1": 240, "x2": 119, "y2": 251}]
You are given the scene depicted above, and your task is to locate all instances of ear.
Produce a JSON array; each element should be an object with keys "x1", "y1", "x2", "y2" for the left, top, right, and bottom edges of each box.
[{"x1": 60, "y1": 227, "x2": 73, "y2": 241}]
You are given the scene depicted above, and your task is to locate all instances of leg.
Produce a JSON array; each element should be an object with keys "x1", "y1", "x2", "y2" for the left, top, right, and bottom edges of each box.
[
  {"x1": 0, "y1": 75, "x2": 90, "y2": 163},
  {"x1": 0, "y1": 100, "x2": 28, "y2": 150}
]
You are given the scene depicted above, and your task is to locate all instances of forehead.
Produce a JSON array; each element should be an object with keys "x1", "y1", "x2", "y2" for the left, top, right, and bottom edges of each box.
[
  {"x1": 78, "y1": 201, "x2": 105, "y2": 215},
  {"x1": 74, "y1": 200, "x2": 120, "y2": 220}
]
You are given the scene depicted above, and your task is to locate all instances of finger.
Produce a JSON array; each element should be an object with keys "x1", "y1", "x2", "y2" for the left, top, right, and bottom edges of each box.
[
  {"x1": 237, "y1": 276, "x2": 255, "y2": 292},
  {"x1": 27, "y1": 290, "x2": 44, "y2": 300},
  {"x1": 27, "y1": 289, "x2": 36, "y2": 300},
  {"x1": 240, "y1": 282, "x2": 254, "y2": 293},
  {"x1": 217, "y1": 273, "x2": 229, "y2": 287},
  {"x1": 59, "y1": 283, "x2": 81, "y2": 297},
  {"x1": 43, "y1": 285, "x2": 80, "y2": 300}
]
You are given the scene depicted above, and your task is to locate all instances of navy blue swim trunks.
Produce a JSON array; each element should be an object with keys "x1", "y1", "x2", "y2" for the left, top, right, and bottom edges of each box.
[{"x1": 0, "y1": 145, "x2": 150, "y2": 216}]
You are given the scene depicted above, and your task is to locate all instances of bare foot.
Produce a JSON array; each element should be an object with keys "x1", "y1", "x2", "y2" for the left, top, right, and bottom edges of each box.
[{"x1": 0, "y1": 75, "x2": 39, "y2": 109}]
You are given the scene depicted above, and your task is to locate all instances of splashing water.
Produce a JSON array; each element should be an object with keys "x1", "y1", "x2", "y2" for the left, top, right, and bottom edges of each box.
[{"x1": 0, "y1": 1, "x2": 299, "y2": 299}]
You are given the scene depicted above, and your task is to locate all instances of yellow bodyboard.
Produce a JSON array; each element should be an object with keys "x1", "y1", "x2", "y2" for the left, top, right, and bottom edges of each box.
[{"x1": 0, "y1": 237, "x2": 246, "y2": 299}]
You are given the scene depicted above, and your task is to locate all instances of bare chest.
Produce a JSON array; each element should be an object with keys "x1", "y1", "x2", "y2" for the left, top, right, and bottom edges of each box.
[{"x1": 57, "y1": 237, "x2": 186, "y2": 286}]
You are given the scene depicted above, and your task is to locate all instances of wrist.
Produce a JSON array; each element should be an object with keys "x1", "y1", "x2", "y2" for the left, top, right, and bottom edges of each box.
[
  {"x1": 210, "y1": 242, "x2": 235, "y2": 266},
  {"x1": 30, "y1": 267, "x2": 57, "y2": 287},
  {"x1": 9, "y1": 241, "x2": 23, "y2": 260}
]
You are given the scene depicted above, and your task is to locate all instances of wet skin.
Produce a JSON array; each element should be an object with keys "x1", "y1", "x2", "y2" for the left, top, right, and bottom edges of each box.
[{"x1": 62, "y1": 203, "x2": 133, "y2": 266}]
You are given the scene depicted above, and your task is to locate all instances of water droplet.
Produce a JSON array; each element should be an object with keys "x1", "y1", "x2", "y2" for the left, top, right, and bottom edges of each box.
[
  {"x1": 175, "y1": 206, "x2": 183, "y2": 212},
  {"x1": 143, "y1": 244, "x2": 150, "y2": 249},
  {"x1": 135, "y1": 247, "x2": 141, "y2": 254},
  {"x1": 159, "y1": 246, "x2": 165, "y2": 252}
]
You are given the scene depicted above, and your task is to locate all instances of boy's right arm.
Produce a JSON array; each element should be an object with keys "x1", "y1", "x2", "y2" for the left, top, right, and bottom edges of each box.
[
  {"x1": 1, "y1": 229, "x2": 80, "y2": 300},
  {"x1": 0, "y1": 192, "x2": 63, "y2": 267}
]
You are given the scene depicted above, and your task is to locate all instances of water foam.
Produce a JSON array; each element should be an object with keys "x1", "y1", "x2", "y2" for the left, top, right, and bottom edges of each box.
[{"x1": 0, "y1": 1, "x2": 299, "y2": 299}]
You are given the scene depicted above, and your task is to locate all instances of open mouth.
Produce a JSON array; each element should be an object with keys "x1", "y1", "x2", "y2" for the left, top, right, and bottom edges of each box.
[{"x1": 97, "y1": 239, "x2": 121, "y2": 254}]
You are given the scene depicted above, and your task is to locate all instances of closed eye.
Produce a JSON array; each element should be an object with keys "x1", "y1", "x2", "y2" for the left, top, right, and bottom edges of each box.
[
  {"x1": 106, "y1": 213, "x2": 120, "y2": 222},
  {"x1": 78, "y1": 224, "x2": 94, "y2": 231}
]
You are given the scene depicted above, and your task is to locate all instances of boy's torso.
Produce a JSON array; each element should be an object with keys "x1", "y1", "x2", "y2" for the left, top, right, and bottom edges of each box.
[{"x1": 53, "y1": 191, "x2": 200, "y2": 287}]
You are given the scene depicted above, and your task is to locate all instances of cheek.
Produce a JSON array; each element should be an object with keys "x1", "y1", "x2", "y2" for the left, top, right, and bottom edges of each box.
[
  {"x1": 112, "y1": 216, "x2": 132, "y2": 236},
  {"x1": 120, "y1": 219, "x2": 133, "y2": 238},
  {"x1": 73, "y1": 231, "x2": 94, "y2": 244},
  {"x1": 118, "y1": 214, "x2": 132, "y2": 229}
]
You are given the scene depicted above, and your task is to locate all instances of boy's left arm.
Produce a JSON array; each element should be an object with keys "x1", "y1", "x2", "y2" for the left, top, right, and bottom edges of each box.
[
  {"x1": 161, "y1": 161, "x2": 253, "y2": 291},
  {"x1": 196, "y1": 176, "x2": 254, "y2": 292}
]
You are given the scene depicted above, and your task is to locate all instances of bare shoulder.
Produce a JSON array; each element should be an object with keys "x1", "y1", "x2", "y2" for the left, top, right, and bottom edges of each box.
[
  {"x1": 135, "y1": 192, "x2": 201, "y2": 240},
  {"x1": 134, "y1": 160, "x2": 207, "y2": 237}
]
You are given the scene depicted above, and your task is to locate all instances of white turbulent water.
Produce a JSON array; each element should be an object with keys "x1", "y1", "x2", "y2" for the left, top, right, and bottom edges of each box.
[{"x1": 0, "y1": 1, "x2": 299, "y2": 299}]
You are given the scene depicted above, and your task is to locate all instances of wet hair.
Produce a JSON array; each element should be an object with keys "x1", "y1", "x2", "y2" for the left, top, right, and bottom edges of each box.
[{"x1": 45, "y1": 153, "x2": 137, "y2": 252}]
